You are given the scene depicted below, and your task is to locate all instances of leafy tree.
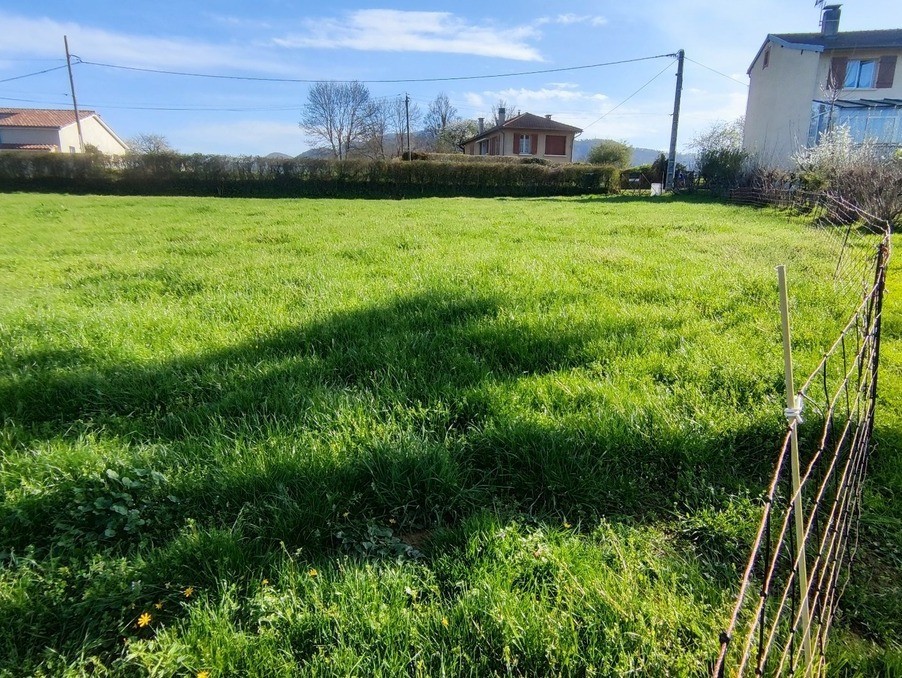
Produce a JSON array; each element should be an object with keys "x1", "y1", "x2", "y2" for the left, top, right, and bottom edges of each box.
[
  {"x1": 689, "y1": 117, "x2": 747, "y2": 193},
  {"x1": 587, "y1": 139, "x2": 632, "y2": 168},
  {"x1": 436, "y1": 119, "x2": 478, "y2": 153},
  {"x1": 301, "y1": 81, "x2": 373, "y2": 160},
  {"x1": 127, "y1": 133, "x2": 175, "y2": 155}
]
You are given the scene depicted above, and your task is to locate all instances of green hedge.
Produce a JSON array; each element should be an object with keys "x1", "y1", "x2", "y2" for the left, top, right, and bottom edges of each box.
[{"x1": 0, "y1": 152, "x2": 619, "y2": 198}]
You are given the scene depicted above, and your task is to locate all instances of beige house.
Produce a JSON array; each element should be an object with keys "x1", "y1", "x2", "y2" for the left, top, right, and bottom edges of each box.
[
  {"x1": 461, "y1": 109, "x2": 582, "y2": 164},
  {"x1": 743, "y1": 5, "x2": 902, "y2": 168},
  {"x1": 0, "y1": 108, "x2": 129, "y2": 155}
]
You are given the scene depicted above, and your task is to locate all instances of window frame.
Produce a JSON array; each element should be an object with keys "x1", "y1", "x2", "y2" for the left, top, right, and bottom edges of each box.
[{"x1": 844, "y1": 59, "x2": 878, "y2": 89}]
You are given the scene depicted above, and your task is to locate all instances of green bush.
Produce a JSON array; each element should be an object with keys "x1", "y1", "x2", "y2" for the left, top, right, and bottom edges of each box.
[{"x1": 587, "y1": 140, "x2": 632, "y2": 168}]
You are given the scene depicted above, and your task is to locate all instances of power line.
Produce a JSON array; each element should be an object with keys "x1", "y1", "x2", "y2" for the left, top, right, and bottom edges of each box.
[
  {"x1": 685, "y1": 56, "x2": 749, "y2": 87},
  {"x1": 0, "y1": 64, "x2": 69, "y2": 84},
  {"x1": 582, "y1": 58, "x2": 677, "y2": 131},
  {"x1": 75, "y1": 53, "x2": 675, "y2": 85}
]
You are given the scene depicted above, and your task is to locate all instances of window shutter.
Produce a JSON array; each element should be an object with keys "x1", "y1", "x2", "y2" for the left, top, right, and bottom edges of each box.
[
  {"x1": 531, "y1": 134, "x2": 538, "y2": 155},
  {"x1": 829, "y1": 57, "x2": 848, "y2": 90},
  {"x1": 876, "y1": 55, "x2": 897, "y2": 89}
]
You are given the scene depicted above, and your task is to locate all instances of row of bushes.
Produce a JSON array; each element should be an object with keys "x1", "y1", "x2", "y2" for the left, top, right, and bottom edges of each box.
[{"x1": 0, "y1": 152, "x2": 620, "y2": 198}]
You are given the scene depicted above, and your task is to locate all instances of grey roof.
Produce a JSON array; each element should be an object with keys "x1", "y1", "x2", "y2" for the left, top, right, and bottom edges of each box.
[
  {"x1": 772, "y1": 29, "x2": 902, "y2": 51},
  {"x1": 748, "y1": 29, "x2": 902, "y2": 74},
  {"x1": 462, "y1": 112, "x2": 582, "y2": 145}
]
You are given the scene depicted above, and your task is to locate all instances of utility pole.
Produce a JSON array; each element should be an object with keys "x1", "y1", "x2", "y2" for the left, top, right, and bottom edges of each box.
[
  {"x1": 405, "y1": 93, "x2": 411, "y2": 159},
  {"x1": 666, "y1": 49, "x2": 684, "y2": 191},
  {"x1": 64, "y1": 35, "x2": 85, "y2": 153}
]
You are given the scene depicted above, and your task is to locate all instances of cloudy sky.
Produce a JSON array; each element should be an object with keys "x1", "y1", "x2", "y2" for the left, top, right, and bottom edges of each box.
[{"x1": 0, "y1": 1, "x2": 896, "y2": 155}]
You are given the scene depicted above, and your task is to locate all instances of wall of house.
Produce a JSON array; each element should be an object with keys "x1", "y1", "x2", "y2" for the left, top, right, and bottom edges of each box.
[
  {"x1": 743, "y1": 42, "x2": 822, "y2": 167},
  {"x1": 0, "y1": 127, "x2": 61, "y2": 149},
  {"x1": 504, "y1": 129, "x2": 574, "y2": 163},
  {"x1": 58, "y1": 117, "x2": 129, "y2": 155},
  {"x1": 814, "y1": 49, "x2": 902, "y2": 101}
]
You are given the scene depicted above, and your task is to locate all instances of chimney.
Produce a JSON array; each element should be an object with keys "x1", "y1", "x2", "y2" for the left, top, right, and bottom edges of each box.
[
  {"x1": 498, "y1": 107, "x2": 506, "y2": 124},
  {"x1": 478, "y1": 117, "x2": 484, "y2": 134},
  {"x1": 821, "y1": 4, "x2": 841, "y2": 36},
  {"x1": 545, "y1": 114, "x2": 552, "y2": 120}
]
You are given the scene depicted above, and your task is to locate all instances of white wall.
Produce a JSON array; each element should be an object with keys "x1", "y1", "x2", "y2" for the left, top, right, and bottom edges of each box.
[
  {"x1": 59, "y1": 116, "x2": 129, "y2": 155},
  {"x1": 743, "y1": 42, "x2": 822, "y2": 168}
]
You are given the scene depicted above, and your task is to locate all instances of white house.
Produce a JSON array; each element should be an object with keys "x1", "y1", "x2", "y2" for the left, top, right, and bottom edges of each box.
[
  {"x1": 0, "y1": 108, "x2": 129, "y2": 155},
  {"x1": 743, "y1": 5, "x2": 902, "y2": 167},
  {"x1": 461, "y1": 109, "x2": 582, "y2": 164}
]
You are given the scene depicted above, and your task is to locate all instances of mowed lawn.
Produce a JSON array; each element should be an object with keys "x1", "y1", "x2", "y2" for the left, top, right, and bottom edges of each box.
[{"x1": 0, "y1": 193, "x2": 898, "y2": 676}]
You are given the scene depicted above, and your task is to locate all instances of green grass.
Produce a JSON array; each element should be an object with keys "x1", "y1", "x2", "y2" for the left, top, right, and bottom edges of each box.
[{"x1": 0, "y1": 192, "x2": 897, "y2": 676}]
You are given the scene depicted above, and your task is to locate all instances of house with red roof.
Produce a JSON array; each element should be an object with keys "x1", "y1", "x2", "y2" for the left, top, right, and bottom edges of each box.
[
  {"x1": 0, "y1": 108, "x2": 129, "y2": 155},
  {"x1": 461, "y1": 108, "x2": 582, "y2": 164}
]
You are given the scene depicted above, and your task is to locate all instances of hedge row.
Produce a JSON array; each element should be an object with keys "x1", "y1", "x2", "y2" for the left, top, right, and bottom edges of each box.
[{"x1": 0, "y1": 152, "x2": 619, "y2": 198}]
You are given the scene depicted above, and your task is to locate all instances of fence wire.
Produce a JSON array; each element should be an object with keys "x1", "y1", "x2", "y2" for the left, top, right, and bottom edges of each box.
[{"x1": 713, "y1": 189, "x2": 892, "y2": 677}]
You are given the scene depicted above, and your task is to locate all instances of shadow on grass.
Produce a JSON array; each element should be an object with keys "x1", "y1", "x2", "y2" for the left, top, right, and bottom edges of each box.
[{"x1": 0, "y1": 290, "x2": 782, "y2": 668}]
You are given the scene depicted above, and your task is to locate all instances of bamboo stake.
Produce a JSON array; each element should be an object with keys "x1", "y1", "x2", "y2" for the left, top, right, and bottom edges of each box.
[{"x1": 777, "y1": 264, "x2": 813, "y2": 673}]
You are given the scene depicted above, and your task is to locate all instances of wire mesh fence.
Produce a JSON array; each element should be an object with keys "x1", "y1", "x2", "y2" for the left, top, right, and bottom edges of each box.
[{"x1": 713, "y1": 188, "x2": 892, "y2": 677}]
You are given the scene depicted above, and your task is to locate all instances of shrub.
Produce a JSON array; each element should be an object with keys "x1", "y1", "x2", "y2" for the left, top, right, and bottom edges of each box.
[
  {"x1": 793, "y1": 127, "x2": 902, "y2": 227},
  {"x1": 587, "y1": 140, "x2": 632, "y2": 168}
]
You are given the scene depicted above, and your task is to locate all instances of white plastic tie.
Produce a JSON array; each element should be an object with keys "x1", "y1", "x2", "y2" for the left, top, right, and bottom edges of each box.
[{"x1": 784, "y1": 395, "x2": 804, "y2": 425}]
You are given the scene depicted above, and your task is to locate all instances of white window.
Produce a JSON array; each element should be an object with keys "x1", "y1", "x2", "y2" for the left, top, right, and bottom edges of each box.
[
  {"x1": 844, "y1": 59, "x2": 878, "y2": 89},
  {"x1": 518, "y1": 134, "x2": 531, "y2": 154}
]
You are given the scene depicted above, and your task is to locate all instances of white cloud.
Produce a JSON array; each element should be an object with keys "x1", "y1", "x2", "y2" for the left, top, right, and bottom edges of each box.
[
  {"x1": 273, "y1": 10, "x2": 543, "y2": 61},
  {"x1": 537, "y1": 14, "x2": 607, "y2": 27},
  {"x1": 0, "y1": 12, "x2": 290, "y2": 73}
]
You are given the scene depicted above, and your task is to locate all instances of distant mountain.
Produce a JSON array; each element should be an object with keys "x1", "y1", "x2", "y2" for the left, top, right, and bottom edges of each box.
[
  {"x1": 265, "y1": 152, "x2": 292, "y2": 160},
  {"x1": 573, "y1": 138, "x2": 695, "y2": 168}
]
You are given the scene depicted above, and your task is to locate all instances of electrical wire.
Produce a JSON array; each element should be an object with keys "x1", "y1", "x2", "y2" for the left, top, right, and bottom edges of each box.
[
  {"x1": 581, "y1": 58, "x2": 677, "y2": 131},
  {"x1": 75, "y1": 53, "x2": 676, "y2": 84},
  {"x1": 0, "y1": 64, "x2": 70, "y2": 84},
  {"x1": 685, "y1": 56, "x2": 749, "y2": 87}
]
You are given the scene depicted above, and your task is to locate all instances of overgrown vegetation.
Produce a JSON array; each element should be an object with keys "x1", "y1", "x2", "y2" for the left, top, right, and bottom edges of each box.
[
  {"x1": 794, "y1": 127, "x2": 902, "y2": 226},
  {"x1": 0, "y1": 193, "x2": 897, "y2": 675}
]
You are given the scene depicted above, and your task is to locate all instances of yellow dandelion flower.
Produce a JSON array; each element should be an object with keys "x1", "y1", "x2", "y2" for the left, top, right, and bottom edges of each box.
[
  {"x1": 308, "y1": 568, "x2": 319, "y2": 578},
  {"x1": 563, "y1": 521, "x2": 572, "y2": 529},
  {"x1": 261, "y1": 578, "x2": 270, "y2": 586},
  {"x1": 137, "y1": 612, "x2": 152, "y2": 628},
  {"x1": 183, "y1": 586, "x2": 195, "y2": 598},
  {"x1": 197, "y1": 671, "x2": 211, "y2": 678},
  {"x1": 441, "y1": 617, "x2": 450, "y2": 628},
  {"x1": 154, "y1": 601, "x2": 164, "y2": 610}
]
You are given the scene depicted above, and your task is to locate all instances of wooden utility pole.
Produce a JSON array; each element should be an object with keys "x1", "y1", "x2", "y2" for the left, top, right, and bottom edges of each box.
[
  {"x1": 666, "y1": 49, "x2": 684, "y2": 191},
  {"x1": 405, "y1": 93, "x2": 411, "y2": 158},
  {"x1": 64, "y1": 35, "x2": 85, "y2": 153}
]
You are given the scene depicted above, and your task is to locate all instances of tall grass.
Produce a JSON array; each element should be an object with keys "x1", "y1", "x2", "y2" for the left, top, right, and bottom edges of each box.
[{"x1": 0, "y1": 193, "x2": 895, "y2": 675}]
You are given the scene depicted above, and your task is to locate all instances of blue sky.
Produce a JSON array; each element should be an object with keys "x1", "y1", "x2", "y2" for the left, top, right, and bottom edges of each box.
[{"x1": 0, "y1": 1, "x2": 896, "y2": 155}]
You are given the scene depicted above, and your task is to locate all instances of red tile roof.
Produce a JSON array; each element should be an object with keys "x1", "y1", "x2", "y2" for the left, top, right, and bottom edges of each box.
[
  {"x1": 0, "y1": 108, "x2": 96, "y2": 129},
  {"x1": 462, "y1": 112, "x2": 583, "y2": 145}
]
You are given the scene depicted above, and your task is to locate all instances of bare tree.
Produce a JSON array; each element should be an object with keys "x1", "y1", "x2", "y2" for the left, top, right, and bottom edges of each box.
[
  {"x1": 358, "y1": 99, "x2": 390, "y2": 160},
  {"x1": 127, "y1": 133, "x2": 175, "y2": 154},
  {"x1": 424, "y1": 92, "x2": 458, "y2": 147},
  {"x1": 301, "y1": 81, "x2": 373, "y2": 160},
  {"x1": 388, "y1": 96, "x2": 421, "y2": 157},
  {"x1": 491, "y1": 99, "x2": 510, "y2": 127}
]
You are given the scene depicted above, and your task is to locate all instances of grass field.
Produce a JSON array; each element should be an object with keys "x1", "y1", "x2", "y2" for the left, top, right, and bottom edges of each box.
[{"x1": 0, "y1": 193, "x2": 898, "y2": 676}]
